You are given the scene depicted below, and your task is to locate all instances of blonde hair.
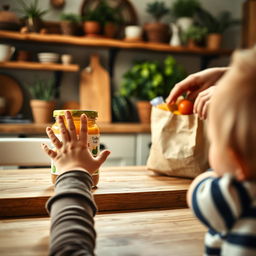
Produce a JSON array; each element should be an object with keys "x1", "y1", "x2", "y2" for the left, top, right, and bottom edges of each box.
[{"x1": 210, "y1": 47, "x2": 256, "y2": 173}]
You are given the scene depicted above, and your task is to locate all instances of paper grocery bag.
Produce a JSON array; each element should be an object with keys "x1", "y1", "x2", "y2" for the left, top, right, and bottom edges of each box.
[{"x1": 147, "y1": 107, "x2": 209, "y2": 178}]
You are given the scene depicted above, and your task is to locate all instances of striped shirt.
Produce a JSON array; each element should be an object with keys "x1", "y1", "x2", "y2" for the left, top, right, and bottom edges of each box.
[{"x1": 191, "y1": 173, "x2": 256, "y2": 256}]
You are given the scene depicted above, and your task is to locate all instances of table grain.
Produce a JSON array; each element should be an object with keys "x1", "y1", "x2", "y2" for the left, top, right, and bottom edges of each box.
[
  {"x1": 0, "y1": 208, "x2": 206, "y2": 256},
  {"x1": 0, "y1": 166, "x2": 192, "y2": 217}
]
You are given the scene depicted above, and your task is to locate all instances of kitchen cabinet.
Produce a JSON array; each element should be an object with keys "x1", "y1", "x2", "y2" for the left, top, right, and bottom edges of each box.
[
  {"x1": 0, "y1": 123, "x2": 151, "y2": 167},
  {"x1": 101, "y1": 133, "x2": 151, "y2": 167}
]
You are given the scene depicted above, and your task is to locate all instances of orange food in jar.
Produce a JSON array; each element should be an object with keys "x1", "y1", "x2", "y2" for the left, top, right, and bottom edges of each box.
[{"x1": 51, "y1": 110, "x2": 100, "y2": 187}]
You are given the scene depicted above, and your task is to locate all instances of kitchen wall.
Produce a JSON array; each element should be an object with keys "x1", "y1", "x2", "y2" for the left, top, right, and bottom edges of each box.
[{"x1": 1, "y1": 0, "x2": 244, "y2": 118}]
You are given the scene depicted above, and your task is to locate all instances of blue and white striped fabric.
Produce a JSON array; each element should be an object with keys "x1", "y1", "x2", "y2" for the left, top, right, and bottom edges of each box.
[{"x1": 191, "y1": 173, "x2": 256, "y2": 256}]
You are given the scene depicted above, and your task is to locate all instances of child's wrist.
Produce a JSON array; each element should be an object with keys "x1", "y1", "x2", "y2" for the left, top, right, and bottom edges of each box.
[{"x1": 59, "y1": 167, "x2": 90, "y2": 176}]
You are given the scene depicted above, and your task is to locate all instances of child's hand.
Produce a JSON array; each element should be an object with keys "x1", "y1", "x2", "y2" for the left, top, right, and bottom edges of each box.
[{"x1": 42, "y1": 111, "x2": 110, "y2": 176}]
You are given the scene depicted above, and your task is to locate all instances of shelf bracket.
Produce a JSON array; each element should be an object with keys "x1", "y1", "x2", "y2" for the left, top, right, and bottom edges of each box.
[
  {"x1": 54, "y1": 71, "x2": 62, "y2": 98},
  {"x1": 109, "y1": 48, "x2": 120, "y2": 80},
  {"x1": 200, "y1": 55, "x2": 217, "y2": 70}
]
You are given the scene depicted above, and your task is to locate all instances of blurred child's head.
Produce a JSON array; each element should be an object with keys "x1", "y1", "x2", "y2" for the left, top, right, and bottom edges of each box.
[{"x1": 208, "y1": 47, "x2": 256, "y2": 180}]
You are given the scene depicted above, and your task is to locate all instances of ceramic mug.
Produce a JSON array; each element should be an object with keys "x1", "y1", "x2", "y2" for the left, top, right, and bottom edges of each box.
[
  {"x1": 125, "y1": 26, "x2": 142, "y2": 40},
  {"x1": 0, "y1": 44, "x2": 15, "y2": 62},
  {"x1": 61, "y1": 54, "x2": 72, "y2": 65}
]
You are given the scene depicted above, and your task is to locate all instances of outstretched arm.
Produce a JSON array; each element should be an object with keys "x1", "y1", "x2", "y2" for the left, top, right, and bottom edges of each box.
[{"x1": 42, "y1": 111, "x2": 110, "y2": 256}]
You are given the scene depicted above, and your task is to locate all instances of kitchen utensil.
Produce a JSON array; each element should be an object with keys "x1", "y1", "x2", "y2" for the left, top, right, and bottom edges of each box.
[
  {"x1": 0, "y1": 74, "x2": 23, "y2": 116},
  {"x1": 0, "y1": 44, "x2": 15, "y2": 61},
  {"x1": 80, "y1": 54, "x2": 111, "y2": 123}
]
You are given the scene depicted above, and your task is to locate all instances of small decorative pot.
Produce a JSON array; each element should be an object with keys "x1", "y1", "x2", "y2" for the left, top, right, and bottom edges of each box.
[
  {"x1": 207, "y1": 33, "x2": 222, "y2": 50},
  {"x1": 125, "y1": 25, "x2": 142, "y2": 41},
  {"x1": 83, "y1": 21, "x2": 101, "y2": 36},
  {"x1": 30, "y1": 100, "x2": 55, "y2": 124},
  {"x1": 136, "y1": 100, "x2": 152, "y2": 123}
]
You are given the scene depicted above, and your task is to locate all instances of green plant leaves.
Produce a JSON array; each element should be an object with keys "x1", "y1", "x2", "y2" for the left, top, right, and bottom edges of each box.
[
  {"x1": 28, "y1": 78, "x2": 56, "y2": 101},
  {"x1": 120, "y1": 56, "x2": 186, "y2": 101}
]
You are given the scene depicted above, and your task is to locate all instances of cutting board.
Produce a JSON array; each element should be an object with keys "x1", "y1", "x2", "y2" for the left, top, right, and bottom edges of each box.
[{"x1": 80, "y1": 54, "x2": 111, "y2": 123}]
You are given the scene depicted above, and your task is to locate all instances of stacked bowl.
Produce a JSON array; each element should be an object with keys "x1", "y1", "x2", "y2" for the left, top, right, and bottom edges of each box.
[{"x1": 38, "y1": 52, "x2": 59, "y2": 63}]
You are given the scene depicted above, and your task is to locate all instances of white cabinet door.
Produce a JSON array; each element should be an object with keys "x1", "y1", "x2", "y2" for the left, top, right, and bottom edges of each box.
[
  {"x1": 100, "y1": 134, "x2": 136, "y2": 167},
  {"x1": 136, "y1": 133, "x2": 151, "y2": 165}
]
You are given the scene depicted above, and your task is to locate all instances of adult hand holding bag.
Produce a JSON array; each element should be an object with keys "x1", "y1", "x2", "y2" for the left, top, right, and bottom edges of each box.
[{"x1": 147, "y1": 106, "x2": 209, "y2": 178}]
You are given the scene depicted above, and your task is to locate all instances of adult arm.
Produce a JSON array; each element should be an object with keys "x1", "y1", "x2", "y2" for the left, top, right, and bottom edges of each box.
[{"x1": 166, "y1": 67, "x2": 228, "y2": 119}]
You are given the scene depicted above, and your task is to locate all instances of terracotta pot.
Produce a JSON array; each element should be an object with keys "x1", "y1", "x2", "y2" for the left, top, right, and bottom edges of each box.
[
  {"x1": 104, "y1": 22, "x2": 117, "y2": 38},
  {"x1": 60, "y1": 21, "x2": 77, "y2": 35},
  {"x1": 0, "y1": 4, "x2": 20, "y2": 31},
  {"x1": 26, "y1": 17, "x2": 43, "y2": 32},
  {"x1": 30, "y1": 100, "x2": 55, "y2": 124},
  {"x1": 136, "y1": 101, "x2": 152, "y2": 123},
  {"x1": 144, "y1": 22, "x2": 170, "y2": 43},
  {"x1": 83, "y1": 21, "x2": 101, "y2": 36},
  {"x1": 207, "y1": 33, "x2": 222, "y2": 50},
  {"x1": 17, "y1": 50, "x2": 31, "y2": 61}
]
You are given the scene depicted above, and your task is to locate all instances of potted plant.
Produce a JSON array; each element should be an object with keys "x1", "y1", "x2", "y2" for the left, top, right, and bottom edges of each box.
[
  {"x1": 95, "y1": 0, "x2": 122, "y2": 38},
  {"x1": 82, "y1": 9, "x2": 102, "y2": 37},
  {"x1": 144, "y1": 1, "x2": 170, "y2": 43},
  {"x1": 60, "y1": 13, "x2": 80, "y2": 36},
  {"x1": 171, "y1": 0, "x2": 200, "y2": 32},
  {"x1": 120, "y1": 56, "x2": 186, "y2": 123},
  {"x1": 182, "y1": 25, "x2": 207, "y2": 48},
  {"x1": 195, "y1": 8, "x2": 240, "y2": 49},
  {"x1": 17, "y1": 0, "x2": 48, "y2": 32},
  {"x1": 28, "y1": 78, "x2": 56, "y2": 124}
]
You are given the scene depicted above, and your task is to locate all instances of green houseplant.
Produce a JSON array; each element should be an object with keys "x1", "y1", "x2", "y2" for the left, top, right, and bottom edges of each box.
[
  {"x1": 28, "y1": 78, "x2": 56, "y2": 124},
  {"x1": 144, "y1": 1, "x2": 170, "y2": 43},
  {"x1": 95, "y1": 0, "x2": 122, "y2": 38},
  {"x1": 17, "y1": 0, "x2": 48, "y2": 32},
  {"x1": 171, "y1": 0, "x2": 201, "y2": 32},
  {"x1": 195, "y1": 8, "x2": 240, "y2": 49},
  {"x1": 82, "y1": 9, "x2": 102, "y2": 36},
  {"x1": 60, "y1": 13, "x2": 80, "y2": 35},
  {"x1": 183, "y1": 25, "x2": 207, "y2": 47},
  {"x1": 120, "y1": 56, "x2": 186, "y2": 122}
]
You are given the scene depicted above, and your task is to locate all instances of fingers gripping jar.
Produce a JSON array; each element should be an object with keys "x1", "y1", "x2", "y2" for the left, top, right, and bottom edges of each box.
[{"x1": 51, "y1": 110, "x2": 100, "y2": 187}]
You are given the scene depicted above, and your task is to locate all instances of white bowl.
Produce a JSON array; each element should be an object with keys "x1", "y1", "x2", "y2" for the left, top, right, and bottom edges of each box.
[{"x1": 38, "y1": 52, "x2": 59, "y2": 63}]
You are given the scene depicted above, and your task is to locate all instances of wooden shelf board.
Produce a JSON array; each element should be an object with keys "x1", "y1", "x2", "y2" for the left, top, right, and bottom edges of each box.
[
  {"x1": 0, "y1": 123, "x2": 151, "y2": 135},
  {"x1": 0, "y1": 30, "x2": 232, "y2": 56},
  {"x1": 0, "y1": 61, "x2": 79, "y2": 72}
]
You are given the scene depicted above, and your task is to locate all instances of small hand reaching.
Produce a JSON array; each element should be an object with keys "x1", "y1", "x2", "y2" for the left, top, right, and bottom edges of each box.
[{"x1": 41, "y1": 111, "x2": 110, "y2": 176}]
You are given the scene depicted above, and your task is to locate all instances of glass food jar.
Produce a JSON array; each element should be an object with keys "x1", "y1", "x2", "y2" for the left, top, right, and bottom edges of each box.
[{"x1": 51, "y1": 109, "x2": 100, "y2": 187}]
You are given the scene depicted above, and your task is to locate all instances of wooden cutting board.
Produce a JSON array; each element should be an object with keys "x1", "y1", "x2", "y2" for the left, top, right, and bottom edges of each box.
[{"x1": 79, "y1": 54, "x2": 111, "y2": 123}]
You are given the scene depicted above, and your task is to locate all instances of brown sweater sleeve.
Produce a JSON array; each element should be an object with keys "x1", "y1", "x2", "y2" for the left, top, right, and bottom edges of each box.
[{"x1": 46, "y1": 170, "x2": 97, "y2": 256}]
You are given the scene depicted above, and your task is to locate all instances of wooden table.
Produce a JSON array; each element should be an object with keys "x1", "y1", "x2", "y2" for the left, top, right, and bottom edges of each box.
[
  {"x1": 0, "y1": 208, "x2": 206, "y2": 256},
  {"x1": 0, "y1": 166, "x2": 191, "y2": 218}
]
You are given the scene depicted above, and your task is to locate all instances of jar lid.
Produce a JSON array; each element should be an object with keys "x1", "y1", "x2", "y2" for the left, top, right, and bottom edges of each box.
[{"x1": 53, "y1": 109, "x2": 98, "y2": 119}]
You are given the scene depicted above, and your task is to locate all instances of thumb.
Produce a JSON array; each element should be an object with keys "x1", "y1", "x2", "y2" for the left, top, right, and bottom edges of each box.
[{"x1": 96, "y1": 150, "x2": 111, "y2": 165}]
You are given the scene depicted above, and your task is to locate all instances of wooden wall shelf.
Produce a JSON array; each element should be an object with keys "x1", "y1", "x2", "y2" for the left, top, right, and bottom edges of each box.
[
  {"x1": 0, "y1": 123, "x2": 151, "y2": 135},
  {"x1": 0, "y1": 30, "x2": 232, "y2": 56},
  {"x1": 0, "y1": 61, "x2": 79, "y2": 72}
]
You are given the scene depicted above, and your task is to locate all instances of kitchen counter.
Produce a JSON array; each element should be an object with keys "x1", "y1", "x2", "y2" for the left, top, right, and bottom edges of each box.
[{"x1": 0, "y1": 122, "x2": 151, "y2": 135}]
